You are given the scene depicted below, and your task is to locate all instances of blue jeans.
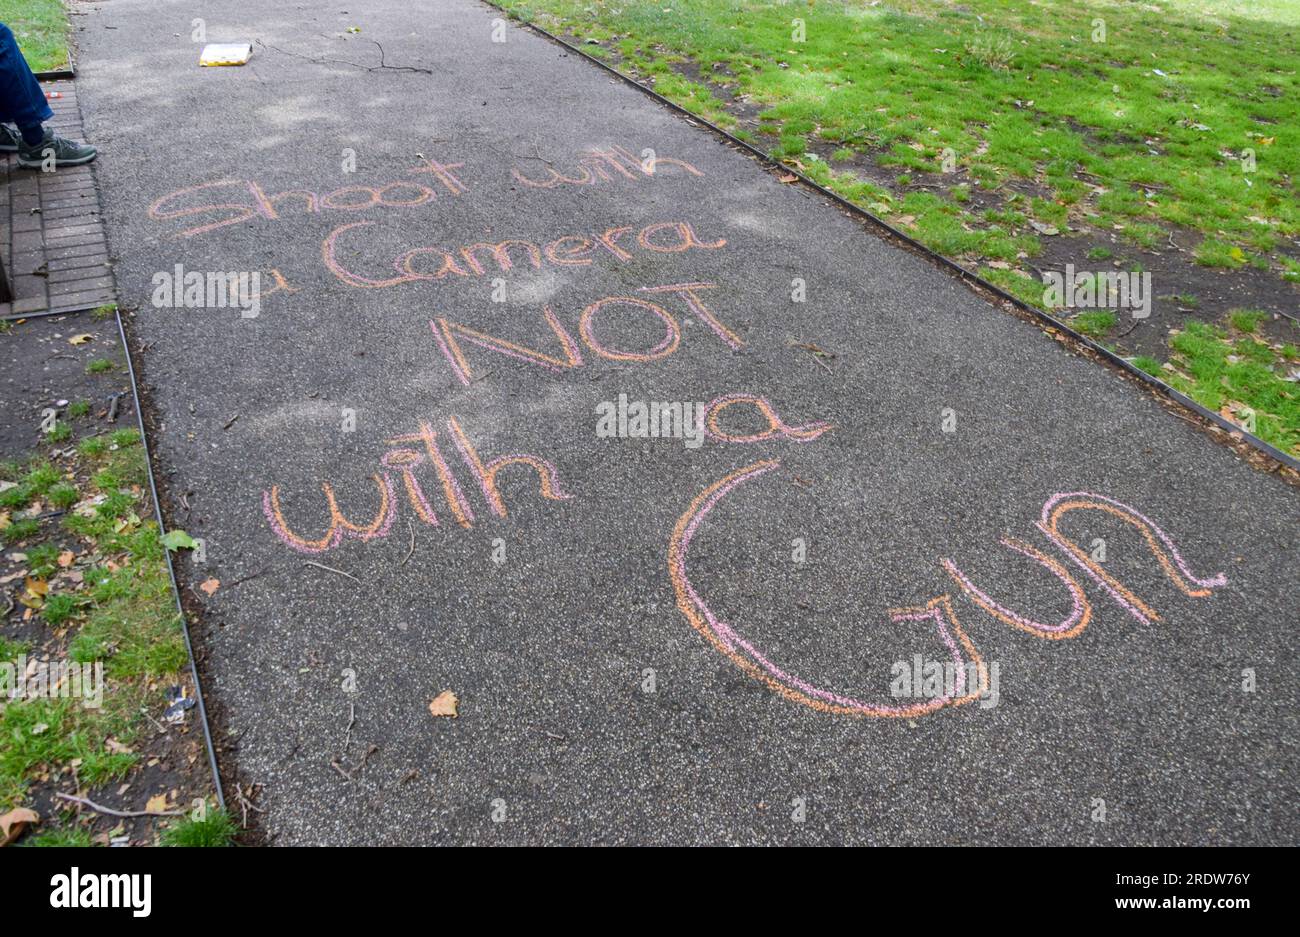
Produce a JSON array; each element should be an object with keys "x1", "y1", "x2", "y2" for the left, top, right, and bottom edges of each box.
[{"x1": 0, "y1": 22, "x2": 53, "y2": 134}]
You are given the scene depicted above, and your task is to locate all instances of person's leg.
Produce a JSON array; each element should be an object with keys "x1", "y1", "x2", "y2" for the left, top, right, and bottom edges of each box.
[
  {"x1": 0, "y1": 22, "x2": 54, "y2": 146},
  {"x1": 0, "y1": 21, "x2": 95, "y2": 167}
]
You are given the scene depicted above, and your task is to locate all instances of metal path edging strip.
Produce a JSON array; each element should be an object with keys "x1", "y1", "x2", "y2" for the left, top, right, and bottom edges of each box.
[{"x1": 113, "y1": 306, "x2": 227, "y2": 811}]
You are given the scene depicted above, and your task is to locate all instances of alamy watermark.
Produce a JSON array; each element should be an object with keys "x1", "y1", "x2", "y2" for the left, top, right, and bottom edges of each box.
[
  {"x1": 151, "y1": 263, "x2": 261, "y2": 317},
  {"x1": 595, "y1": 394, "x2": 705, "y2": 449},
  {"x1": 2, "y1": 655, "x2": 104, "y2": 709},
  {"x1": 50, "y1": 868, "x2": 151, "y2": 917},
  {"x1": 890, "y1": 655, "x2": 1000, "y2": 709},
  {"x1": 1042, "y1": 263, "x2": 1151, "y2": 319}
]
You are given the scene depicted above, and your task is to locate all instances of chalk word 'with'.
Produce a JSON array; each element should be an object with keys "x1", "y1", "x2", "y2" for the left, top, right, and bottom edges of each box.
[
  {"x1": 263, "y1": 396, "x2": 831, "y2": 555},
  {"x1": 511, "y1": 145, "x2": 702, "y2": 189},
  {"x1": 263, "y1": 414, "x2": 570, "y2": 554}
]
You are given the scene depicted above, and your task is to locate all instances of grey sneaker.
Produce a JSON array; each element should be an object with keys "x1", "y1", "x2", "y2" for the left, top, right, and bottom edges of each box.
[
  {"x1": 17, "y1": 128, "x2": 97, "y2": 169},
  {"x1": 0, "y1": 123, "x2": 20, "y2": 153}
]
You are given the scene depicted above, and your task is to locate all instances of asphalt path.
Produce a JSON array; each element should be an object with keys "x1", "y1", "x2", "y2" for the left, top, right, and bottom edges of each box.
[{"x1": 69, "y1": 0, "x2": 1297, "y2": 844}]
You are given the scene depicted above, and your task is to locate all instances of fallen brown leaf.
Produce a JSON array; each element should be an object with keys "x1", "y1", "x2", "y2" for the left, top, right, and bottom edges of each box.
[
  {"x1": 428, "y1": 690, "x2": 459, "y2": 718},
  {"x1": 19, "y1": 576, "x2": 46, "y2": 609},
  {"x1": 198, "y1": 578, "x2": 220, "y2": 597},
  {"x1": 0, "y1": 807, "x2": 38, "y2": 846}
]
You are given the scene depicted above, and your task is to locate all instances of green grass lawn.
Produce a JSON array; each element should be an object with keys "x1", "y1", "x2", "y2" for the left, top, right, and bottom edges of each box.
[
  {"x1": 0, "y1": 0, "x2": 70, "y2": 73},
  {"x1": 1132, "y1": 318, "x2": 1300, "y2": 453},
  {"x1": 497, "y1": 0, "x2": 1299, "y2": 453},
  {"x1": 500, "y1": 0, "x2": 1297, "y2": 271},
  {"x1": 1, "y1": 410, "x2": 230, "y2": 844}
]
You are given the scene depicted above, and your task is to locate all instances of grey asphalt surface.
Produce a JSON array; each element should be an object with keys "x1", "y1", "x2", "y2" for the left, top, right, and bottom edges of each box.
[{"x1": 70, "y1": 0, "x2": 1296, "y2": 844}]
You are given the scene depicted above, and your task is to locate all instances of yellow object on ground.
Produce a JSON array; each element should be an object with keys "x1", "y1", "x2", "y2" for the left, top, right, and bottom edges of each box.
[{"x1": 199, "y1": 43, "x2": 252, "y2": 66}]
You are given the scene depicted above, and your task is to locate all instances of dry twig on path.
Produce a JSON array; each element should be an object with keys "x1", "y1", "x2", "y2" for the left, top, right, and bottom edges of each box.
[
  {"x1": 55, "y1": 792, "x2": 184, "y2": 818},
  {"x1": 303, "y1": 561, "x2": 361, "y2": 584}
]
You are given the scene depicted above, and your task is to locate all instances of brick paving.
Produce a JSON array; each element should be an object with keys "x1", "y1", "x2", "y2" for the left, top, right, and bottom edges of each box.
[{"x1": 0, "y1": 79, "x2": 115, "y2": 318}]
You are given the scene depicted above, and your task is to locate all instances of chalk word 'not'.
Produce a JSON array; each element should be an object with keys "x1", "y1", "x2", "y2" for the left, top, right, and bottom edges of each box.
[{"x1": 431, "y1": 282, "x2": 743, "y2": 384}]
